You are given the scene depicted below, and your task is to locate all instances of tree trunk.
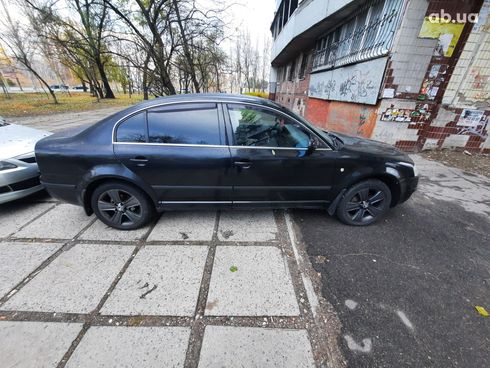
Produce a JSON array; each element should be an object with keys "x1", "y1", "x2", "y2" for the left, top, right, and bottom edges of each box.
[
  {"x1": 100, "y1": 68, "x2": 115, "y2": 98},
  {"x1": 28, "y1": 67, "x2": 58, "y2": 104},
  {"x1": 172, "y1": 0, "x2": 200, "y2": 93},
  {"x1": 94, "y1": 56, "x2": 115, "y2": 98},
  {"x1": 15, "y1": 75, "x2": 23, "y2": 91},
  {"x1": 214, "y1": 63, "x2": 220, "y2": 92},
  {"x1": 142, "y1": 52, "x2": 150, "y2": 100},
  {"x1": 0, "y1": 71, "x2": 11, "y2": 98}
]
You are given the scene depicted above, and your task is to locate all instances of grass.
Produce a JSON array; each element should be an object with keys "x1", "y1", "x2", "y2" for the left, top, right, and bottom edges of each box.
[
  {"x1": 0, "y1": 92, "x2": 143, "y2": 117},
  {"x1": 243, "y1": 91, "x2": 269, "y2": 98}
]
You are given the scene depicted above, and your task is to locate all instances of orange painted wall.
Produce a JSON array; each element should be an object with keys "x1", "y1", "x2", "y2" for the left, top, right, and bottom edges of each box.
[{"x1": 304, "y1": 98, "x2": 379, "y2": 138}]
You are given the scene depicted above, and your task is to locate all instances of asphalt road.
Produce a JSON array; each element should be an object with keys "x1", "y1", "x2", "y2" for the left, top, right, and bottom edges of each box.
[{"x1": 294, "y1": 190, "x2": 490, "y2": 368}]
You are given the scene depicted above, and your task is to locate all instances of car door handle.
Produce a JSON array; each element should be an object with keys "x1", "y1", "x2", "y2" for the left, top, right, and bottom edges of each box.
[
  {"x1": 130, "y1": 156, "x2": 149, "y2": 166},
  {"x1": 234, "y1": 161, "x2": 252, "y2": 169}
]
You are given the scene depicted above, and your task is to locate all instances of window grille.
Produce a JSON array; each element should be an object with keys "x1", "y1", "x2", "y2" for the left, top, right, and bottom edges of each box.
[{"x1": 312, "y1": 0, "x2": 403, "y2": 72}]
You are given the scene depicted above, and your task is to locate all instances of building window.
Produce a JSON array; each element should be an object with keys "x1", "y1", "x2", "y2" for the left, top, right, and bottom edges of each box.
[
  {"x1": 298, "y1": 53, "x2": 308, "y2": 79},
  {"x1": 278, "y1": 66, "x2": 285, "y2": 82},
  {"x1": 271, "y1": 0, "x2": 301, "y2": 38},
  {"x1": 288, "y1": 59, "x2": 296, "y2": 81},
  {"x1": 312, "y1": 0, "x2": 403, "y2": 71}
]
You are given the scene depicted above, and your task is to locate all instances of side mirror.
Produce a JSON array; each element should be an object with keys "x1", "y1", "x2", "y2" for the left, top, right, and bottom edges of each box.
[{"x1": 306, "y1": 136, "x2": 318, "y2": 155}]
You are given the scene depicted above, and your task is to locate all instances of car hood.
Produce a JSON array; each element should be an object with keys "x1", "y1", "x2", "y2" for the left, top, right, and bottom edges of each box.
[
  {"x1": 0, "y1": 123, "x2": 51, "y2": 160},
  {"x1": 332, "y1": 132, "x2": 412, "y2": 163}
]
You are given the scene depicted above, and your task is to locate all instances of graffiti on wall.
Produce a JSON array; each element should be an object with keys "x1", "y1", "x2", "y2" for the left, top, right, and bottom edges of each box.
[
  {"x1": 456, "y1": 109, "x2": 488, "y2": 137},
  {"x1": 470, "y1": 68, "x2": 488, "y2": 90},
  {"x1": 308, "y1": 57, "x2": 388, "y2": 105},
  {"x1": 418, "y1": 17, "x2": 464, "y2": 57},
  {"x1": 420, "y1": 64, "x2": 448, "y2": 100},
  {"x1": 380, "y1": 103, "x2": 432, "y2": 123},
  {"x1": 357, "y1": 106, "x2": 377, "y2": 137}
]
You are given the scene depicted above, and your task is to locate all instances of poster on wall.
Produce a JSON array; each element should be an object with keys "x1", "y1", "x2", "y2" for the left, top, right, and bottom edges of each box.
[
  {"x1": 380, "y1": 103, "x2": 431, "y2": 123},
  {"x1": 308, "y1": 57, "x2": 388, "y2": 105},
  {"x1": 418, "y1": 17, "x2": 464, "y2": 57},
  {"x1": 456, "y1": 109, "x2": 488, "y2": 137}
]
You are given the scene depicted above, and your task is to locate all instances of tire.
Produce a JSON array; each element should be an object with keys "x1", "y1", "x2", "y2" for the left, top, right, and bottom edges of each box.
[
  {"x1": 91, "y1": 181, "x2": 154, "y2": 230},
  {"x1": 336, "y1": 179, "x2": 392, "y2": 226}
]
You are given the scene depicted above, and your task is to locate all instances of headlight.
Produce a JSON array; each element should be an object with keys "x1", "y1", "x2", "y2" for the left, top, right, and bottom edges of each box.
[
  {"x1": 0, "y1": 161, "x2": 17, "y2": 171},
  {"x1": 397, "y1": 161, "x2": 418, "y2": 177},
  {"x1": 412, "y1": 164, "x2": 418, "y2": 177}
]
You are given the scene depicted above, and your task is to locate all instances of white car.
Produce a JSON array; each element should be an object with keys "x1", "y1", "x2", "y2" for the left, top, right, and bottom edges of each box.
[{"x1": 0, "y1": 116, "x2": 51, "y2": 204}]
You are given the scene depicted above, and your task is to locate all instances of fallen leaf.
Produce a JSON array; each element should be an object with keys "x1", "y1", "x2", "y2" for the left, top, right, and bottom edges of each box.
[
  {"x1": 475, "y1": 306, "x2": 489, "y2": 317},
  {"x1": 229, "y1": 265, "x2": 238, "y2": 272}
]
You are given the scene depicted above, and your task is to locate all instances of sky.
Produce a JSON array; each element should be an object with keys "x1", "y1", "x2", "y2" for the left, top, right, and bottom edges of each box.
[
  {"x1": 2, "y1": 0, "x2": 277, "y2": 45},
  {"x1": 226, "y1": 0, "x2": 276, "y2": 43}
]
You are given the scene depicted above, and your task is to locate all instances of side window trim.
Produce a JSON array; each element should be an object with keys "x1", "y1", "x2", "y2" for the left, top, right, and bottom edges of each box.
[
  {"x1": 144, "y1": 110, "x2": 150, "y2": 143},
  {"x1": 223, "y1": 102, "x2": 330, "y2": 150},
  {"x1": 221, "y1": 103, "x2": 235, "y2": 146},
  {"x1": 113, "y1": 101, "x2": 225, "y2": 146},
  {"x1": 146, "y1": 102, "x2": 223, "y2": 146},
  {"x1": 112, "y1": 100, "x2": 330, "y2": 150},
  {"x1": 115, "y1": 111, "x2": 148, "y2": 143},
  {"x1": 216, "y1": 103, "x2": 227, "y2": 146}
]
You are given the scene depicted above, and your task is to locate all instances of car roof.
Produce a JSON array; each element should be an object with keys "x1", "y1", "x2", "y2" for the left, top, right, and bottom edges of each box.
[{"x1": 128, "y1": 93, "x2": 282, "y2": 111}]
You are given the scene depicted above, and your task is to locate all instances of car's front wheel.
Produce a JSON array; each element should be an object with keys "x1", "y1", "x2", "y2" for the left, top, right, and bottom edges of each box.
[
  {"x1": 91, "y1": 181, "x2": 154, "y2": 230},
  {"x1": 336, "y1": 179, "x2": 392, "y2": 226}
]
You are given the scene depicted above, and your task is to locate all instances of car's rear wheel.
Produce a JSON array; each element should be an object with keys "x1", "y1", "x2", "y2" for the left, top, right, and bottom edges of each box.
[
  {"x1": 336, "y1": 179, "x2": 392, "y2": 226},
  {"x1": 91, "y1": 181, "x2": 154, "y2": 230}
]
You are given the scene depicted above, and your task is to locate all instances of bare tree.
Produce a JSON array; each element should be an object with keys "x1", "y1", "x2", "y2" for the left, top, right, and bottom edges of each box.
[
  {"x1": 261, "y1": 37, "x2": 271, "y2": 92},
  {"x1": 102, "y1": 0, "x2": 177, "y2": 96},
  {"x1": 0, "y1": 0, "x2": 58, "y2": 103},
  {"x1": 24, "y1": 0, "x2": 117, "y2": 99},
  {"x1": 13, "y1": 0, "x2": 252, "y2": 99},
  {"x1": 172, "y1": 0, "x2": 200, "y2": 93}
]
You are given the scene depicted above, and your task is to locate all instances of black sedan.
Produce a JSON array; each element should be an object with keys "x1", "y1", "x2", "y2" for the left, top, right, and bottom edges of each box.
[{"x1": 35, "y1": 94, "x2": 418, "y2": 230}]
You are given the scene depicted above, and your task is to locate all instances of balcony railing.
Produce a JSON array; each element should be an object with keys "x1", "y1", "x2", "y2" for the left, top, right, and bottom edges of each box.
[{"x1": 312, "y1": 0, "x2": 402, "y2": 71}]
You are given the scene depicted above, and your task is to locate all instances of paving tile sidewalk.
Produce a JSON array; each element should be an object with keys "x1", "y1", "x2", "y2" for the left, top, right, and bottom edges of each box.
[
  {"x1": 0, "y1": 199, "x2": 337, "y2": 367},
  {"x1": 6, "y1": 107, "x2": 124, "y2": 132}
]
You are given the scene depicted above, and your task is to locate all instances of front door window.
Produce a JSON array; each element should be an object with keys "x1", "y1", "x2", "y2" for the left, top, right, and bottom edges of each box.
[{"x1": 228, "y1": 104, "x2": 311, "y2": 150}]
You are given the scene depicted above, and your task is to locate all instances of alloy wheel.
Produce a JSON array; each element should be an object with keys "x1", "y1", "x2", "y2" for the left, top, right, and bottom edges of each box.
[
  {"x1": 97, "y1": 189, "x2": 142, "y2": 227},
  {"x1": 345, "y1": 188, "x2": 386, "y2": 224}
]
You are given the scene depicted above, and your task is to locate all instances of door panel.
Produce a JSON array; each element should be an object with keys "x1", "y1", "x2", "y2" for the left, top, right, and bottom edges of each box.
[
  {"x1": 113, "y1": 103, "x2": 233, "y2": 202},
  {"x1": 225, "y1": 103, "x2": 335, "y2": 203},
  {"x1": 229, "y1": 147, "x2": 333, "y2": 202},
  {"x1": 114, "y1": 144, "x2": 233, "y2": 201}
]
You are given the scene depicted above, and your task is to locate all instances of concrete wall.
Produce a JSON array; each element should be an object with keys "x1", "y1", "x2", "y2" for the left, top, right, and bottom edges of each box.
[
  {"x1": 305, "y1": 98, "x2": 378, "y2": 138},
  {"x1": 272, "y1": 0, "x2": 356, "y2": 60},
  {"x1": 373, "y1": 0, "x2": 489, "y2": 153},
  {"x1": 308, "y1": 57, "x2": 388, "y2": 105},
  {"x1": 388, "y1": 0, "x2": 437, "y2": 95},
  {"x1": 273, "y1": 0, "x2": 490, "y2": 153},
  {"x1": 275, "y1": 51, "x2": 313, "y2": 115},
  {"x1": 443, "y1": 0, "x2": 490, "y2": 107}
]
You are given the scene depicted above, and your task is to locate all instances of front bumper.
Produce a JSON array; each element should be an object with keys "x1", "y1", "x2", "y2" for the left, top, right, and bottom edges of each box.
[
  {"x1": 0, "y1": 182, "x2": 44, "y2": 204},
  {"x1": 399, "y1": 176, "x2": 419, "y2": 204},
  {"x1": 0, "y1": 156, "x2": 44, "y2": 204}
]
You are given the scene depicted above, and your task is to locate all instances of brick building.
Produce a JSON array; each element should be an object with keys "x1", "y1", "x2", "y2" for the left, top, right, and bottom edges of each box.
[{"x1": 269, "y1": 0, "x2": 490, "y2": 153}]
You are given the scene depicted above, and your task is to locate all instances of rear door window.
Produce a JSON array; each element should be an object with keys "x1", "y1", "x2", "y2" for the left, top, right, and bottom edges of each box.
[
  {"x1": 147, "y1": 103, "x2": 221, "y2": 145},
  {"x1": 116, "y1": 112, "x2": 147, "y2": 143}
]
